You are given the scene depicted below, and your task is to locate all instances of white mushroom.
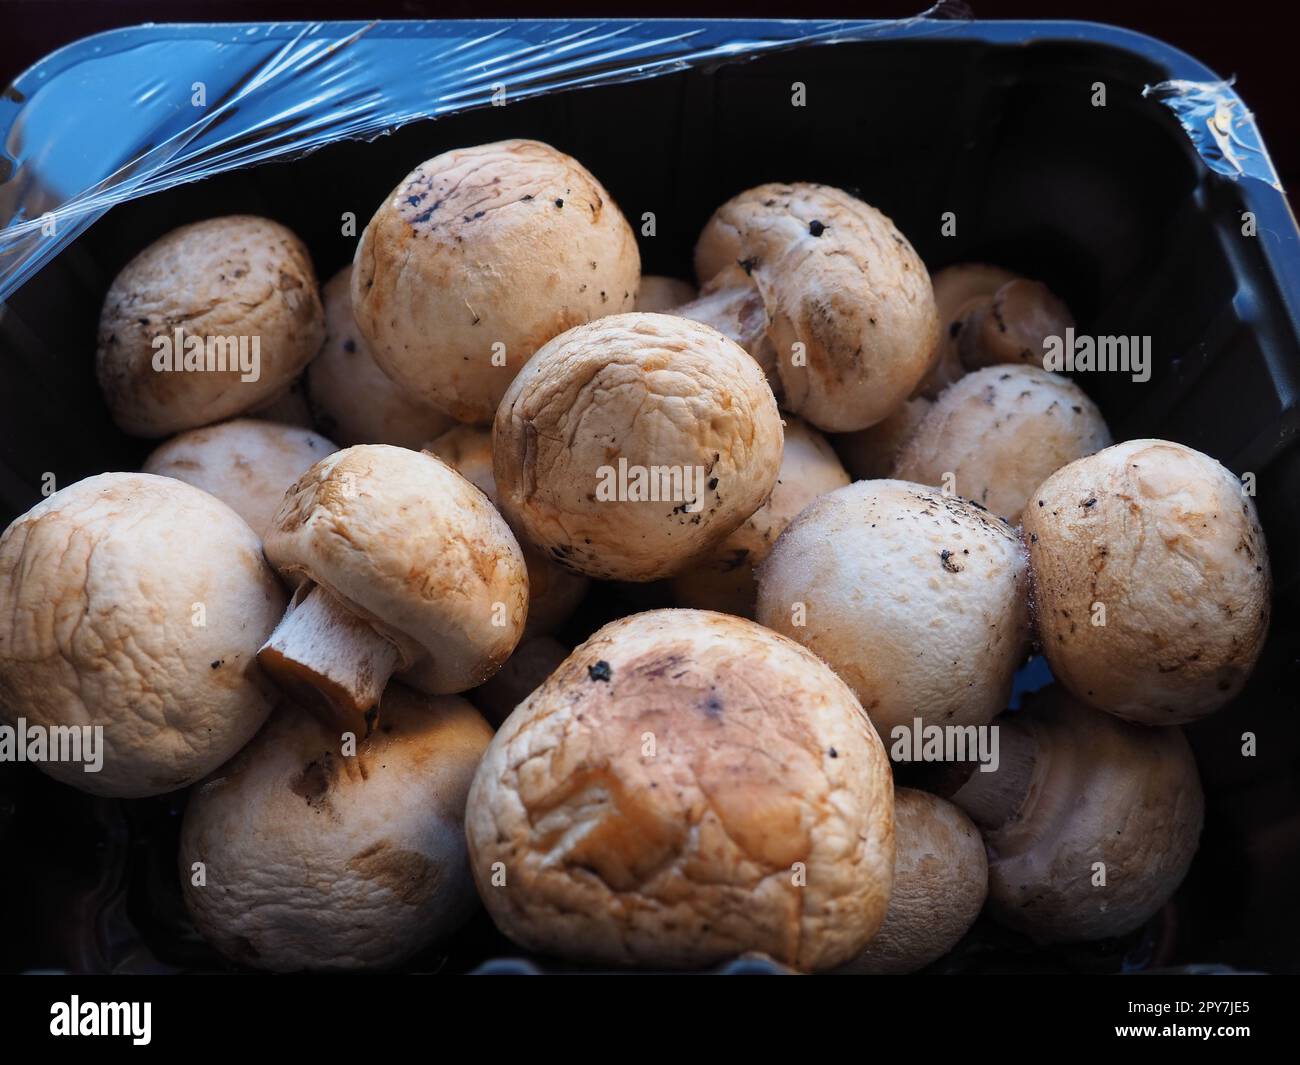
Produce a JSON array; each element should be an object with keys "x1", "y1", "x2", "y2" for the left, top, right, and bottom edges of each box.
[
  {"x1": 465, "y1": 609, "x2": 895, "y2": 971},
  {"x1": 180, "y1": 686, "x2": 492, "y2": 970},
  {"x1": 912, "y1": 262, "x2": 1019, "y2": 398},
  {"x1": 96, "y1": 216, "x2": 325, "y2": 437},
  {"x1": 352, "y1": 139, "x2": 641, "y2": 423},
  {"x1": 307, "y1": 265, "x2": 457, "y2": 448},
  {"x1": 893, "y1": 365, "x2": 1112, "y2": 523},
  {"x1": 257, "y1": 444, "x2": 528, "y2": 731},
  {"x1": 142, "y1": 418, "x2": 336, "y2": 539},
  {"x1": 493, "y1": 313, "x2": 784, "y2": 582},
  {"x1": 1022, "y1": 439, "x2": 1270, "y2": 724},
  {"x1": 469, "y1": 635, "x2": 568, "y2": 727},
  {"x1": 0, "y1": 473, "x2": 286, "y2": 796},
  {"x1": 757, "y1": 479, "x2": 1030, "y2": 735}
]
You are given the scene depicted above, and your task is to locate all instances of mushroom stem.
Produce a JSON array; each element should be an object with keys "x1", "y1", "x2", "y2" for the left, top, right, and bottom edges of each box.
[
  {"x1": 945, "y1": 717, "x2": 1039, "y2": 830},
  {"x1": 673, "y1": 267, "x2": 776, "y2": 380},
  {"x1": 257, "y1": 583, "x2": 402, "y2": 732}
]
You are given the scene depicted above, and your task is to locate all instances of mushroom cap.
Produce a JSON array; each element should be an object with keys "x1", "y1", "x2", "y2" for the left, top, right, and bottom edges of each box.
[
  {"x1": 0, "y1": 473, "x2": 286, "y2": 797},
  {"x1": 961, "y1": 279, "x2": 1074, "y2": 371},
  {"x1": 249, "y1": 377, "x2": 315, "y2": 429},
  {"x1": 264, "y1": 444, "x2": 528, "y2": 693},
  {"x1": 839, "y1": 788, "x2": 987, "y2": 973},
  {"x1": 693, "y1": 183, "x2": 938, "y2": 432},
  {"x1": 672, "y1": 416, "x2": 850, "y2": 617},
  {"x1": 465, "y1": 608, "x2": 895, "y2": 971},
  {"x1": 831, "y1": 396, "x2": 932, "y2": 481},
  {"x1": 352, "y1": 139, "x2": 640, "y2": 423},
  {"x1": 425, "y1": 425, "x2": 589, "y2": 638},
  {"x1": 180, "y1": 687, "x2": 492, "y2": 971},
  {"x1": 756, "y1": 479, "x2": 1030, "y2": 734},
  {"x1": 913, "y1": 263, "x2": 1020, "y2": 398},
  {"x1": 977, "y1": 687, "x2": 1203, "y2": 942},
  {"x1": 893, "y1": 365, "x2": 1112, "y2": 523},
  {"x1": 493, "y1": 313, "x2": 784, "y2": 581},
  {"x1": 635, "y1": 275, "x2": 697, "y2": 312},
  {"x1": 142, "y1": 418, "x2": 337, "y2": 539},
  {"x1": 1022, "y1": 439, "x2": 1270, "y2": 724},
  {"x1": 96, "y1": 216, "x2": 325, "y2": 437},
  {"x1": 307, "y1": 265, "x2": 457, "y2": 448},
  {"x1": 470, "y1": 635, "x2": 568, "y2": 727}
]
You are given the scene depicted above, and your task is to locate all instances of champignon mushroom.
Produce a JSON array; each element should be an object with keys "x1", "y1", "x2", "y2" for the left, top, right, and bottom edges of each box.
[
  {"x1": 959, "y1": 278, "x2": 1074, "y2": 371},
  {"x1": 469, "y1": 635, "x2": 568, "y2": 727},
  {"x1": 635, "y1": 274, "x2": 697, "y2": 312},
  {"x1": 465, "y1": 608, "x2": 895, "y2": 971},
  {"x1": 837, "y1": 788, "x2": 987, "y2": 973},
  {"x1": 831, "y1": 397, "x2": 932, "y2": 481},
  {"x1": 893, "y1": 365, "x2": 1111, "y2": 523},
  {"x1": 249, "y1": 376, "x2": 315, "y2": 429},
  {"x1": 142, "y1": 418, "x2": 336, "y2": 539},
  {"x1": 940, "y1": 686, "x2": 1204, "y2": 943},
  {"x1": 756, "y1": 479, "x2": 1030, "y2": 734},
  {"x1": 493, "y1": 313, "x2": 785, "y2": 582},
  {"x1": 689, "y1": 183, "x2": 939, "y2": 432},
  {"x1": 257, "y1": 444, "x2": 528, "y2": 732},
  {"x1": 352, "y1": 139, "x2": 640, "y2": 423},
  {"x1": 0, "y1": 473, "x2": 286, "y2": 797},
  {"x1": 912, "y1": 262, "x2": 1019, "y2": 398},
  {"x1": 180, "y1": 686, "x2": 492, "y2": 971},
  {"x1": 672, "y1": 263, "x2": 781, "y2": 397},
  {"x1": 96, "y1": 216, "x2": 325, "y2": 437},
  {"x1": 306, "y1": 265, "x2": 457, "y2": 448},
  {"x1": 1022, "y1": 439, "x2": 1270, "y2": 724},
  {"x1": 671, "y1": 416, "x2": 849, "y2": 618},
  {"x1": 425, "y1": 425, "x2": 588, "y2": 638}
]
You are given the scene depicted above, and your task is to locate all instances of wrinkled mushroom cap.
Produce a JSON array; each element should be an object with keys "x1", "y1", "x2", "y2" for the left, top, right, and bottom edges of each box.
[
  {"x1": 971, "y1": 687, "x2": 1203, "y2": 942},
  {"x1": 264, "y1": 444, "x2": 528, "y2": 693},
  {"x1": 425, "y1": 425, "x2": 588, "y2": 638},
  {"x1": 96, "y1": 216, "x2": 325, "y2": 437},
  {"x1": 0, "y1": 473, "x2": 286, "y2": 796},
  {"x1": 180, "y1": 687, "x2": 492, "y2": 970},
  {"x1": 465, "y1": 608, "x2": 895, "y2": 971},
  {"x1": 493, "y1": 313, "x2": 784, "y2": 581},
  {"x1": 893, "y1": 365, "x2": 1111, "y2": 523},
  {"x1": 143, "y1": 418, "x2": 336, "y2": 538},
  {"x1": 694, "y1": 183, "x2": 938, "y2": 432},
  {"x1": 673, "y1": 416, "x2": 850, "y2": 617},
  {"x1": 831, "y1": 396, "x2": 931, "y2": 481},
  {"x1": 757, "y1": 479, "x2": 1030, "y2": 734},
  {"x1": 352, "y1": 139, "x2": 640, "y2": 423},
  {"x1": 635, "y1": 275, "x2": 697, "y2": 312},
  {"x1": 307, "y1": 265, "x2": 456, "y2": 448},
  {"x1": 839, "y1": 788, "x2": 987, "y2": 973},
  {"x1": 1022, "y1": 439, "x2": 1270, "y2": 724}
]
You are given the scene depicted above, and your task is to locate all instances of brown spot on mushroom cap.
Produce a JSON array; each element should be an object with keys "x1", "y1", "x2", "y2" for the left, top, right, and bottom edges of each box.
[
  {"x1": 351, "y1": 139, "x2": 640, "y2": 423},
  {"x1": 180, "y1": 687, "x2": 491, "y2": 970},
  {"x1": 95, "y1": 215, "x2": 325, "y2": 438},
  {"x1": 1022, "y1": 439, "x2": 1270, "y2": 724},
  {"x1": 464, "y1": 609, "x2": 894, "y2": 972}
]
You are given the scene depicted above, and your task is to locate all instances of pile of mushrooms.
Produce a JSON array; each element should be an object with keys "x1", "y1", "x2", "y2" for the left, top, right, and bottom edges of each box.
[{"x1": 0, "y1": 134, "x2": 1276, "y2": 976}]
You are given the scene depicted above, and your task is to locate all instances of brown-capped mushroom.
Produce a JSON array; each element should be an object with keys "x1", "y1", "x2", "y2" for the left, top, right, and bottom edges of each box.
[
  {"x1": 912, "y1": 262, "x2": 1019, "y2": 398},
  {"x1": 307, "y1": 265, "x2": 457, "y2": 448},
  {"x1": 635, "y1": 274, "x2": 696, "y2": 312},
  {"x1": 0, "y1": 473, "x2": 286, "y2": 797},
  {"x1": 96, "y1": 216, "x2": 325, "y2": 437},
  {"x1": 690, "y1": 183, "x2": 938, "y2": 432},
  {"x1": 838, "y1": 788, "x2": 987, "y2": 973},
  {"x1": 257, "y1": 444, "x2": 528, "y2": 732},
  {"x1": 425, "y1": 424, "x2": 588, "y2": 638},
  {"x1": 756, "y1": 479, "x2": 1030, "y2": 735},
  {"x1": 469, "y1": 635, "x2": 568, "y2": 727},
  {"x1": 1022, "y1": 439, "x2": 1270, "y2": 724},
  {"x1": 831, "y1": 397, "x2": 932, "y2": 481},
  {"x1": 893, "y1": 365, "x2": 1111, "y2": 523},
  {"x1": 942, "y1": 686, "x2": 1204, "y2": 943},
  {"x1": 959, "y1": 278, "x2": 1074, "y2": 371},
  {"x1": 672, "y1": 416, "x2": 849, "y2": 617},
  {"x1": 142, "y1": 418, "x2": 336, "y2": 539},
  {"x1": 493, "y1": 313, "x2": 784, "y2": 582},
  {"x1": 180, "y1": 686, "x2": 492, "y2": 970},
  {"x1": 352, "y1": 139, "x2": 640, "y2": 423},
  {"x1": 465, "y1": 608, "x2": 895, "y2": 971}
]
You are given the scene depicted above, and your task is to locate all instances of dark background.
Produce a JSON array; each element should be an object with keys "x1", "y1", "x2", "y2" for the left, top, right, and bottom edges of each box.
[{"x1": 1, "y1": 0, "x2": 1295, "y2": 198}]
